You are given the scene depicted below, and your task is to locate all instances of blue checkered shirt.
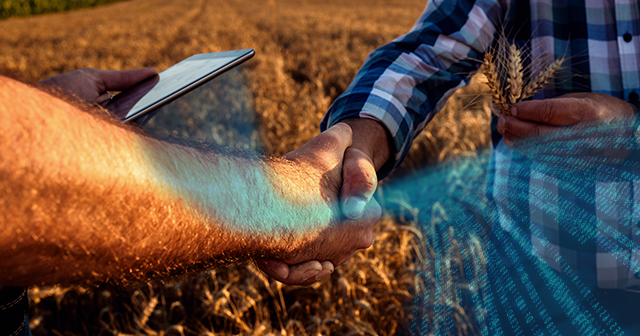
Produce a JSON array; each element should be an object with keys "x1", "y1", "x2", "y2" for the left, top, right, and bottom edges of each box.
[{"x1": 321, "y1": 0, "x2": 640, "y2": 290}]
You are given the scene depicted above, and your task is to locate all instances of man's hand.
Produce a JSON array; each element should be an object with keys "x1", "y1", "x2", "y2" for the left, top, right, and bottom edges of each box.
[
  {"x1": 39, "y1": 67, "x2": 158, "y2": 106},
  {"x1": 496, "y1": 93, "x2": 639, "y2": 168},
  {"x1": 256, "y1": 121, "x2": 386, "y2": 285},
  {"x1": 1, "y1": 76, "x2": 380, "y2": 286},
  {"x1": 497, "y1": 92, "x2": 636, "y2": 145}
]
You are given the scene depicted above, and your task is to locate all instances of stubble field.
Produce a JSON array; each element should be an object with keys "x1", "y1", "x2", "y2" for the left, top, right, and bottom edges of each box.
[{"x1": 0, "y1": 0, "x2": 493, "y2": 334}]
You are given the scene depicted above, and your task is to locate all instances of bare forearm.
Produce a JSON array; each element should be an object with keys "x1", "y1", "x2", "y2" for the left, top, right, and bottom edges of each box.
[{"x1": 0, "y1": 76, "x2": 332, "y2": 286}]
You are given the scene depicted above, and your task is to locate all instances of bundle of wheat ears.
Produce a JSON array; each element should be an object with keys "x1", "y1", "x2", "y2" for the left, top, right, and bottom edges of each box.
[{"x1": 482, "y1": 43, "x2": 565, "y2": 116}]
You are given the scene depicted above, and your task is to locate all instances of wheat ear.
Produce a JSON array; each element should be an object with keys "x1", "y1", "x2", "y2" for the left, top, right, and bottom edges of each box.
[
  {"x1": 506, "y1": 44, "x2": 523, "y2": 105},
  {"x1": 521, "y1": 57, "x2": 564, "y2": 100},
  {"x1": 482, "y1": 51, "x2": 510, "y2": 115}
]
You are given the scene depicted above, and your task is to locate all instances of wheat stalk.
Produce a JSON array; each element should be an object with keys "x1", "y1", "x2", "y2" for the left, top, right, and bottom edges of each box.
[
  {"x1": 482, "y1": 51, "x2": 510, "y2": 116},
  {"x1": 483, "y1": 42, "x2": 564, "y2": 116},
  {"x1": 506, "y1": 44, "x2": 523, "y2": 105},
  {"x1": 521, "y1": 57, "x2": 564, "y2": 100},
  {"x1": 134, "y1": 295, "x2": 158, "y2": 330}
]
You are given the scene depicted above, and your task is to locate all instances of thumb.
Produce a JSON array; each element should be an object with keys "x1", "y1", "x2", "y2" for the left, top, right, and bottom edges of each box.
[
  {"x1": 341, "y1": 147, "x2": 377, "y2": 219},
  {"x1": 95, "y1": 67, "x2": 158, "y2": 92}
]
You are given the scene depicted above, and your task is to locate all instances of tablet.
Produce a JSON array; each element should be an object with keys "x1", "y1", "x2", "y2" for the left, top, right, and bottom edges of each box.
[{"x1": 107, "y1": 49, "x2": 255, "y2": 122}]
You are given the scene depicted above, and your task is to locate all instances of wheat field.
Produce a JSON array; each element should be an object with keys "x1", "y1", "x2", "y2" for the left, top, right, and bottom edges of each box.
[{"x1": 0, "y1": 0, "x2": 493, "y2": 334}]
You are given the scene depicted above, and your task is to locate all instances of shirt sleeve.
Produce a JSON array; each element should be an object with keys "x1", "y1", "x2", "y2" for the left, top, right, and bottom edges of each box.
[{"x1": 321, "y1": 0, "x2": 505, "y2": 179}]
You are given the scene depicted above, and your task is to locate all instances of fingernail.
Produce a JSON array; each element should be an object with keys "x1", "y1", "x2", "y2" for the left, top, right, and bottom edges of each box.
[
  {"x1": 265, "y1": 259, "x2": 289, "y2": 279},
  {"x1": 302, "y1": 269, "x2": 320, "y2": 282},
  {"x1": 511, "y1": 106, "x2": 518, "y2": 117},
  {"x1": 498, "y1": 115, "x2": 505, "y2": 126},
  {"x1": 344, "y1": 197, "x2": 367, "y2": 219}
]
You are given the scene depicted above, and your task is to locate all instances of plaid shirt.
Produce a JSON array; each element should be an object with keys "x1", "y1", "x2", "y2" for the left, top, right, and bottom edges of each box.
[{"x1": 321, "y1": 0, "x2": 640, "y2": 291}]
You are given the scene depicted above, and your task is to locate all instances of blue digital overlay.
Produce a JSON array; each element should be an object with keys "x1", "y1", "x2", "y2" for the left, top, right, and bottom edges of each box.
[
  {"x1": 382, "y1": 115, "x2": 640, "y2": 335},
  {"x1": 138, "y1": 65, "x2": 640, "y2": 335}
]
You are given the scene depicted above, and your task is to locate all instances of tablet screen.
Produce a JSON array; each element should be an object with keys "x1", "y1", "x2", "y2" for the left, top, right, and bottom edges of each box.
[{"x1": 107, "y1": 49, "x2": 254, "y2": 121}]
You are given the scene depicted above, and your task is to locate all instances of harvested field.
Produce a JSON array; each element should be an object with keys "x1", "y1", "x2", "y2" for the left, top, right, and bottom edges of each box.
[{"x1": 0, "y1": 0, "x2": 492, "y2": 334}]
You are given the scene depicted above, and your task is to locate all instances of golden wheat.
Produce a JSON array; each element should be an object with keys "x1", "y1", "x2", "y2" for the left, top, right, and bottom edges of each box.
[
  {"x1": 0, "y1": 0, "x2": 492, "y2": 335},
  {"x1": 506, "y1": 44, "x2": 523, "y2": 105},
  {"x1": 521, "y1": 57, "x2": 565, "y2": 100},
  {"x1": 482, "y1": 51, "x2": 510, "y2": 116},
  {"x1": 483, "y1": 41, "x2": 564, "y2": 116}
]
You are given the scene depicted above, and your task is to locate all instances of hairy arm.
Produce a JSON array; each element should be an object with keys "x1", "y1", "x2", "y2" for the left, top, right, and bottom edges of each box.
[{"x1": 0, "y1": 75, "x2": 350, "y2": 287}]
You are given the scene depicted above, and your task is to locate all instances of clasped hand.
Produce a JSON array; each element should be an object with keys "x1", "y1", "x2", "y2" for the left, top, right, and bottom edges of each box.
[
  {"x1": 40, "y1": 67, "x2": 382, "y2": 286},
  {"x1": 256, "y1": 123, "x2": 382, "y2": 285}
]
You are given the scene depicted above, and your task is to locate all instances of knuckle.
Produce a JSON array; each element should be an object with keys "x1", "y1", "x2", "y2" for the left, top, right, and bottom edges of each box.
[
  {"x1": 362, "y1": 178, "x2": 377, "y2": 194},
  {"x1": 334, "y1": 122, "x2": 353, "y2": 138},
  {"x1": 344, "y1": 168, "x2": 376, "y2": 192},
  {"x1": 538, "y1": 100, "x2": 555, "y2": 123},
  {"x1": 575, "y1": 99, "x2": 594, "y2": 121},
  {"x1": 343, "y1": 151, "x2": 377, "y2": 195},
  {"x1": 321, "y1": 124, "x2": 352, "y2": 151},
  {"x1": 78, "y1": 68, "x2": 95, "y2": 77}
]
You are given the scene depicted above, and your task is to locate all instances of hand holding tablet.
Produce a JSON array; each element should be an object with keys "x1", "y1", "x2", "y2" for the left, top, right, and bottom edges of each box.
[{"x1": 107, "y1": 49, "x2": 255, "y2": 124}]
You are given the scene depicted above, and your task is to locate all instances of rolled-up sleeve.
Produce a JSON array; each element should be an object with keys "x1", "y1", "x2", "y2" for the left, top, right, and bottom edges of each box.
[{"x1": 321, "y1": 0, "x2": 505, "y2": 179}]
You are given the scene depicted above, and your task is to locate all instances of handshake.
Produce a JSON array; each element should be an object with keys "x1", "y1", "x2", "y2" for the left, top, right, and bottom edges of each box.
[{"x1": 0, "y1": 67, "x2": 391, "y2": 287}]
